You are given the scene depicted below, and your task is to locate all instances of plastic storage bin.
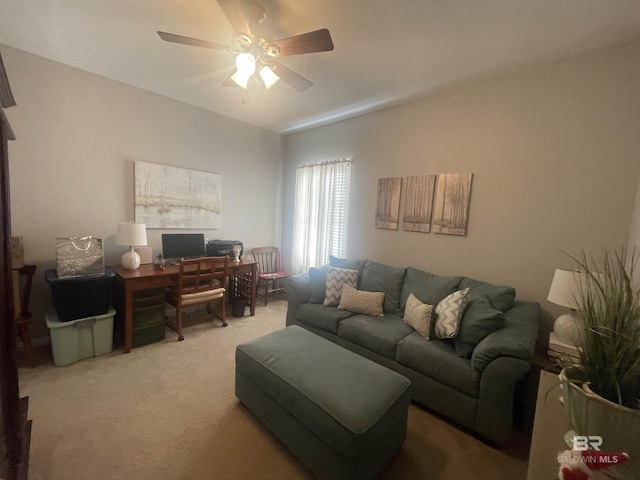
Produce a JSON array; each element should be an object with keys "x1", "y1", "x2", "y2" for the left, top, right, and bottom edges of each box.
[
  {"x1": 46, "y1": 307, "x2": 115, "y2": 366},
  {"x1": 45, "y1": 267, "x2": 115, "y2": 322}
]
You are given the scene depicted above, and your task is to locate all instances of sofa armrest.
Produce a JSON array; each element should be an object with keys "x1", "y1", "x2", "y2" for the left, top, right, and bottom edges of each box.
[
  {"x1": 285, "y1": 272, "x2": 311, "y2": 326},
  {"x1": 471, "y1": 300, "x2": 540, "y2": 373}
]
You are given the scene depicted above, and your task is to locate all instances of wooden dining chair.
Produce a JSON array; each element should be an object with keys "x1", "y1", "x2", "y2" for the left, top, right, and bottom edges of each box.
[
  {"x1": 252, "y1": 247, "x2": 288, "y2": 306},
  {"x1": 165, "y1": 256, "x2": 228, "y2": 341},
  {"x1": 13, "y1": 264, "x2": 37, "y2": 368}
]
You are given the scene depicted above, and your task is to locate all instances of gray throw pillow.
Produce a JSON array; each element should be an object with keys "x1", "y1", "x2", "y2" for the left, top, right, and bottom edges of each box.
[
  {"x1": 329, "y1": 256, "x2": 367, "y2": 287},
  {"x1": 323, "y1": 266, "x2": 359, "y2": 307},
  {"x1": 434, "y1": 288, "x2": 470, "y2": 339},
  {"x1": 453, "y1": 294, "x2": 505, "y2": 358}
]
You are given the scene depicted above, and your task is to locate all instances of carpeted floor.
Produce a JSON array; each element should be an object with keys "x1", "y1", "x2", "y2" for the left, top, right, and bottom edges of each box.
[{"x1": 18, "y1": 298, "x2": 530, "y2": 479}]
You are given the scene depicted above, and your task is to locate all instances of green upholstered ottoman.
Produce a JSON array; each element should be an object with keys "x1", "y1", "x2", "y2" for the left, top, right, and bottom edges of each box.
[{"x1": 235, "y1": 325, "x2": 411, "y2": 480}]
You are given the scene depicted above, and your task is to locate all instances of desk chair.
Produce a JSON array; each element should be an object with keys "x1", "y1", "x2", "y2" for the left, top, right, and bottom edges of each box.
[
  {"x1": 13, "y1": 265, "x2": 37, "y2": 368},
  {"x1": 166, "y1": 256, "x2": 228, "y2": 341},
  {"x1": 252, "y1": 247, "x2": 288, "y2": 306}
]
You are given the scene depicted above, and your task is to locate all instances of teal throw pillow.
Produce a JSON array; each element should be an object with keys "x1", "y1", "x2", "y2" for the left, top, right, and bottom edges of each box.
[
  {"x1": 453, "y1": 294, "x2": 505, "y2": 358},
  {"x1": 458, "y1": 277, "x2": 515, "y2": 312}
]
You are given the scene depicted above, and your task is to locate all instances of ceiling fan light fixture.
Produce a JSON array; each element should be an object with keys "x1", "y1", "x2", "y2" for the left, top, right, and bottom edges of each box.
[
  {"x1": 231, "y1": 52, "x2": 256, "y2": 89},
  {"x1": 259, "y1": 65, "x2": 279, "y2": 89}
]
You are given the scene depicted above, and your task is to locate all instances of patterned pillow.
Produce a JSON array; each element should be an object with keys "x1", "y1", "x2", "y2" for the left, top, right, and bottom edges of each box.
[
  {"x1": 403, "y1": 293, "x2": 433, "y2": 340},
  {"x1": 434, "y1": 288, "x2": 470, "y2": 339},
  {"x1": 323, "y1": 266, "x2": 359, "y2": 307},
  {"x1": 338, "y1": 284, "x2": 385, "y2": 316}
]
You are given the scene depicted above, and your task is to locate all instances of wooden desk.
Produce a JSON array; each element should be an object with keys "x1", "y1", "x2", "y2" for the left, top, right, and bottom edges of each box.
[{"x1": 112, "y1": 258, "x2": 257, "y2": 353}]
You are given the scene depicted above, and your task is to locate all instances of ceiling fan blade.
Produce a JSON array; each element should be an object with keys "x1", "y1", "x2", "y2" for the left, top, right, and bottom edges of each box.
[
  {"x1": 157, "y1": 31, "x2": 227, "y2": 51},
  {"x1": 271, "y1": 29, "x2": 334, "y2": 56},
  {"x1": 216, "y1": 0, "x2": 253, "y2": 37},
  {"x1": 272, "y1": 61, "x2": 313, "y2": 92}
]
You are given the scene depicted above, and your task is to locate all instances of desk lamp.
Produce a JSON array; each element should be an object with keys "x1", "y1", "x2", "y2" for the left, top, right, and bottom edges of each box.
[{"x1": 116, "y1": 222, "x2": 148, "y2": 270}]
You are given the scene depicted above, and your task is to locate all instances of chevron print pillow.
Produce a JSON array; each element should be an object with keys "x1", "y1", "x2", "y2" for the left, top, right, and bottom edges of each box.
[
  {"x1": 403, "y1": 293, "x2": 433, "y2": 340},
  {"x1": 323, "y1": 267, "x2": 359, "y2": 307},
  {"x1": 434, "y1": 288, "x2": 470, "y2": 339},
  {"x1": 338, "y1": 284, "x2": 385, "y2": 316}
]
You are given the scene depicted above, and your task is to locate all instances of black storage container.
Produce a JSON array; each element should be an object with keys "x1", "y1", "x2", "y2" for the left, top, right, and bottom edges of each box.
[
  {"x1": 206, "y1": 240, "x2": 244, "y2": 258},
  {"x1": 45, "y1": 267, "x2": 115, "y2": 322}
]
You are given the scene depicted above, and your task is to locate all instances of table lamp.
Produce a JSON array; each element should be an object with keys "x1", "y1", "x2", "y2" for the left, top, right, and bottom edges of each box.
[
  {"x1": 116, "y1": 222, "x2": 147, "y2": 270},
  {"x1": 547, "y1": 268, "x2": 584, "y2": 345}
]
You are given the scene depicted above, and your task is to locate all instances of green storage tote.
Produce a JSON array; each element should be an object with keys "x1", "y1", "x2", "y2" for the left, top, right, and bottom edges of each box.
[{"x1": 46, "y1": 307, "x2": 115, "y2": 366}]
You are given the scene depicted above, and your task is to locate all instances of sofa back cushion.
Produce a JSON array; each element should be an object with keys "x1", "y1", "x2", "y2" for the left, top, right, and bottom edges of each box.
[
  {"x1": 360, "y1": 260, "x2": 406, "y2": 314},
  {"x1": 458, "y1": 277, "x2": 516, "y2": 312},
  {"x1": 309, "y1": 266, "x2": 327, "y2": 304},
  {"x1": 399, "y1": 267, "x2": 462, "y2": 312}
]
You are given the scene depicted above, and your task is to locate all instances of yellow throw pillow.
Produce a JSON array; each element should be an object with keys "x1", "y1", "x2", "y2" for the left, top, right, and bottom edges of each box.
[
  {"x1": 403, "y1": 293, "x2": 433, "y2": 340},
  {"x1": 338, "y1": 284, "x2": 385, "y2": 316}
]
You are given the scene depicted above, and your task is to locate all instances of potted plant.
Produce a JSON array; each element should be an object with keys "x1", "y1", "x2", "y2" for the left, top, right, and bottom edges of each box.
[{"x1": 558, "y1": 249, "x2": 640, "y2": 479}]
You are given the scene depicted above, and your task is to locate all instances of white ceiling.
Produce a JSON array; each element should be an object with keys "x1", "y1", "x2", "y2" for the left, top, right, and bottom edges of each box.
[{"x1": 1, "y1": 0, "x2": 639, "y2": 134}]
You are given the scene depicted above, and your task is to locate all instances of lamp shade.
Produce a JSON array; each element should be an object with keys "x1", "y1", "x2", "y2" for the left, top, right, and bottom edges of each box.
[
  {"x1": 116, "y1": 222, "x2": 147, "y2": 247},
  {"x1": 259, "y1": 65, "x2": 279, "y2": 89},
  {"x1": 547, "y1": 268, "x2": 582, "y2": 309}
]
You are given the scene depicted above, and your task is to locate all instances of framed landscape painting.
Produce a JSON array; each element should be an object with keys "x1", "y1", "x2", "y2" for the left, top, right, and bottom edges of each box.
[
  {"x1": 134, "y1": 161, "x2": 221, "y2": 229},
  {"x1": 403, "y1": 175, "x2": 436, "y2": 233},
  {"x1": 375, "y1": 177, "x2": 402, "y2": 230},
  {"x1": 432, "y1": 173, "x2": 473, "y2": 236}
]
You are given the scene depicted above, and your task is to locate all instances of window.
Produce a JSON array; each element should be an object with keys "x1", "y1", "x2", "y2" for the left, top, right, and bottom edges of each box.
[{"x1": 292, "y1": 159, "x2": 351, "y2": 274}]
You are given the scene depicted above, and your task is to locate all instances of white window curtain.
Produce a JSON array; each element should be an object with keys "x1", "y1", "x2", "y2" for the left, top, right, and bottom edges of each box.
[{"x1": 292, "y1": 159, "x2": 351, "y2": 274}]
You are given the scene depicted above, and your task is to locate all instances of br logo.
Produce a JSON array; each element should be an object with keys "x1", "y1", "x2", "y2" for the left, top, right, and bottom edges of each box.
[{"x1": 572, "y1": 435, "x2": 603, "y2": 451}]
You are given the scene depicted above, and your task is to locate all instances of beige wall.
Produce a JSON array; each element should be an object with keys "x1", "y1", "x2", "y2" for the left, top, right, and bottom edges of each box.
[
  {"x1": 282, "y1": 40, "x2": 640, "y2": 348},
  {"x1": 2, "y1": 45, "x2": 283, "y2": 340}
]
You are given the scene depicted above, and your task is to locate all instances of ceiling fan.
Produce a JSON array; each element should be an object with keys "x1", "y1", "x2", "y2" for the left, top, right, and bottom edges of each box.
[{"x1": 157, "y1": 0, "x2": 334, "y2": 93}]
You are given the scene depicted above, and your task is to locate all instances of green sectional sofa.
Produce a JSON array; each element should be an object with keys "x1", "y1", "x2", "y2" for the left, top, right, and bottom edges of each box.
[{"x1": 285, "y1": 257, "x2": 540, "y2": 444}]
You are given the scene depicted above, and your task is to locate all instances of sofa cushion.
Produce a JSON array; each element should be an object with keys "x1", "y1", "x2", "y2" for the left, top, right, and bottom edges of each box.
[
  {"x1": 338, "y1": 285, "x2": 385, "y2": 317},
  {"x1": 323, "y1": 267, "x2": 359, "y2": 307},
  {"x1": 453, "y1": 295, "x2": 505, "y2": 358},
  {"x1": 396, "y1": 332, "x2": 479, "y2": 397},
  {"x1": 403, "y1": 293, "x2": 433, "y2": 340},
  {"x1": 458, "y1": 277, "x2": 516, "y2": 312},
  {"x1": 434, "y1": 288, "x2": 470, "y2": 339},
  {"x1": 338, "y1": 314, "x2": 414, "y2": 360},
  {"x1": 329, "y1": 256, "x2": 367, "y2": 287},
  {"x1": 360, "y1": 261, "x2": 406, "y2": 314},
  {"x1": 309, "y1": 266, "x2": 327, "y2": 304},
  {"x1": 399, "y1": 267, "x2": 462, "y2": 312},
  {"x1": 296, "y1": 303, "x2": 354, "y2": 334}
]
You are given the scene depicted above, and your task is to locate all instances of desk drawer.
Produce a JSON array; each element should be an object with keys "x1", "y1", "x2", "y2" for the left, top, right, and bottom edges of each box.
[
  {"x1": 133, "y1": 304, "x2": 165, "y2": 329},
  {"x1": 133, "y1": 288, "x2": 165, "y2": 309},
  {"x1": 132, "y1": 322, "x2": 166, "y2": 348}
]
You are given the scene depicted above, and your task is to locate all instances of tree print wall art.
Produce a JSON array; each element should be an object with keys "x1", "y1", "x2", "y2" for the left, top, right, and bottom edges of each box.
[
  {"x1": 433, "y1": 173, "x2": 473, "y2": 236},
  {"x1": 134, "y1": 161, "x2": 221, "y2": 229},
  {"x1": 403, "y1": 175, "x2": 436, "y2": 233},
  {"x1": 375, "y1": 177, "x2": 402, "y2": 230}
]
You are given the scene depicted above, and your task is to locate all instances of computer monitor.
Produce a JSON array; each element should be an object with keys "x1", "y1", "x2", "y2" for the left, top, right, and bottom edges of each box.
[{"x1": 161, "y1": 233, "x2": 205, "y2": 261}]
